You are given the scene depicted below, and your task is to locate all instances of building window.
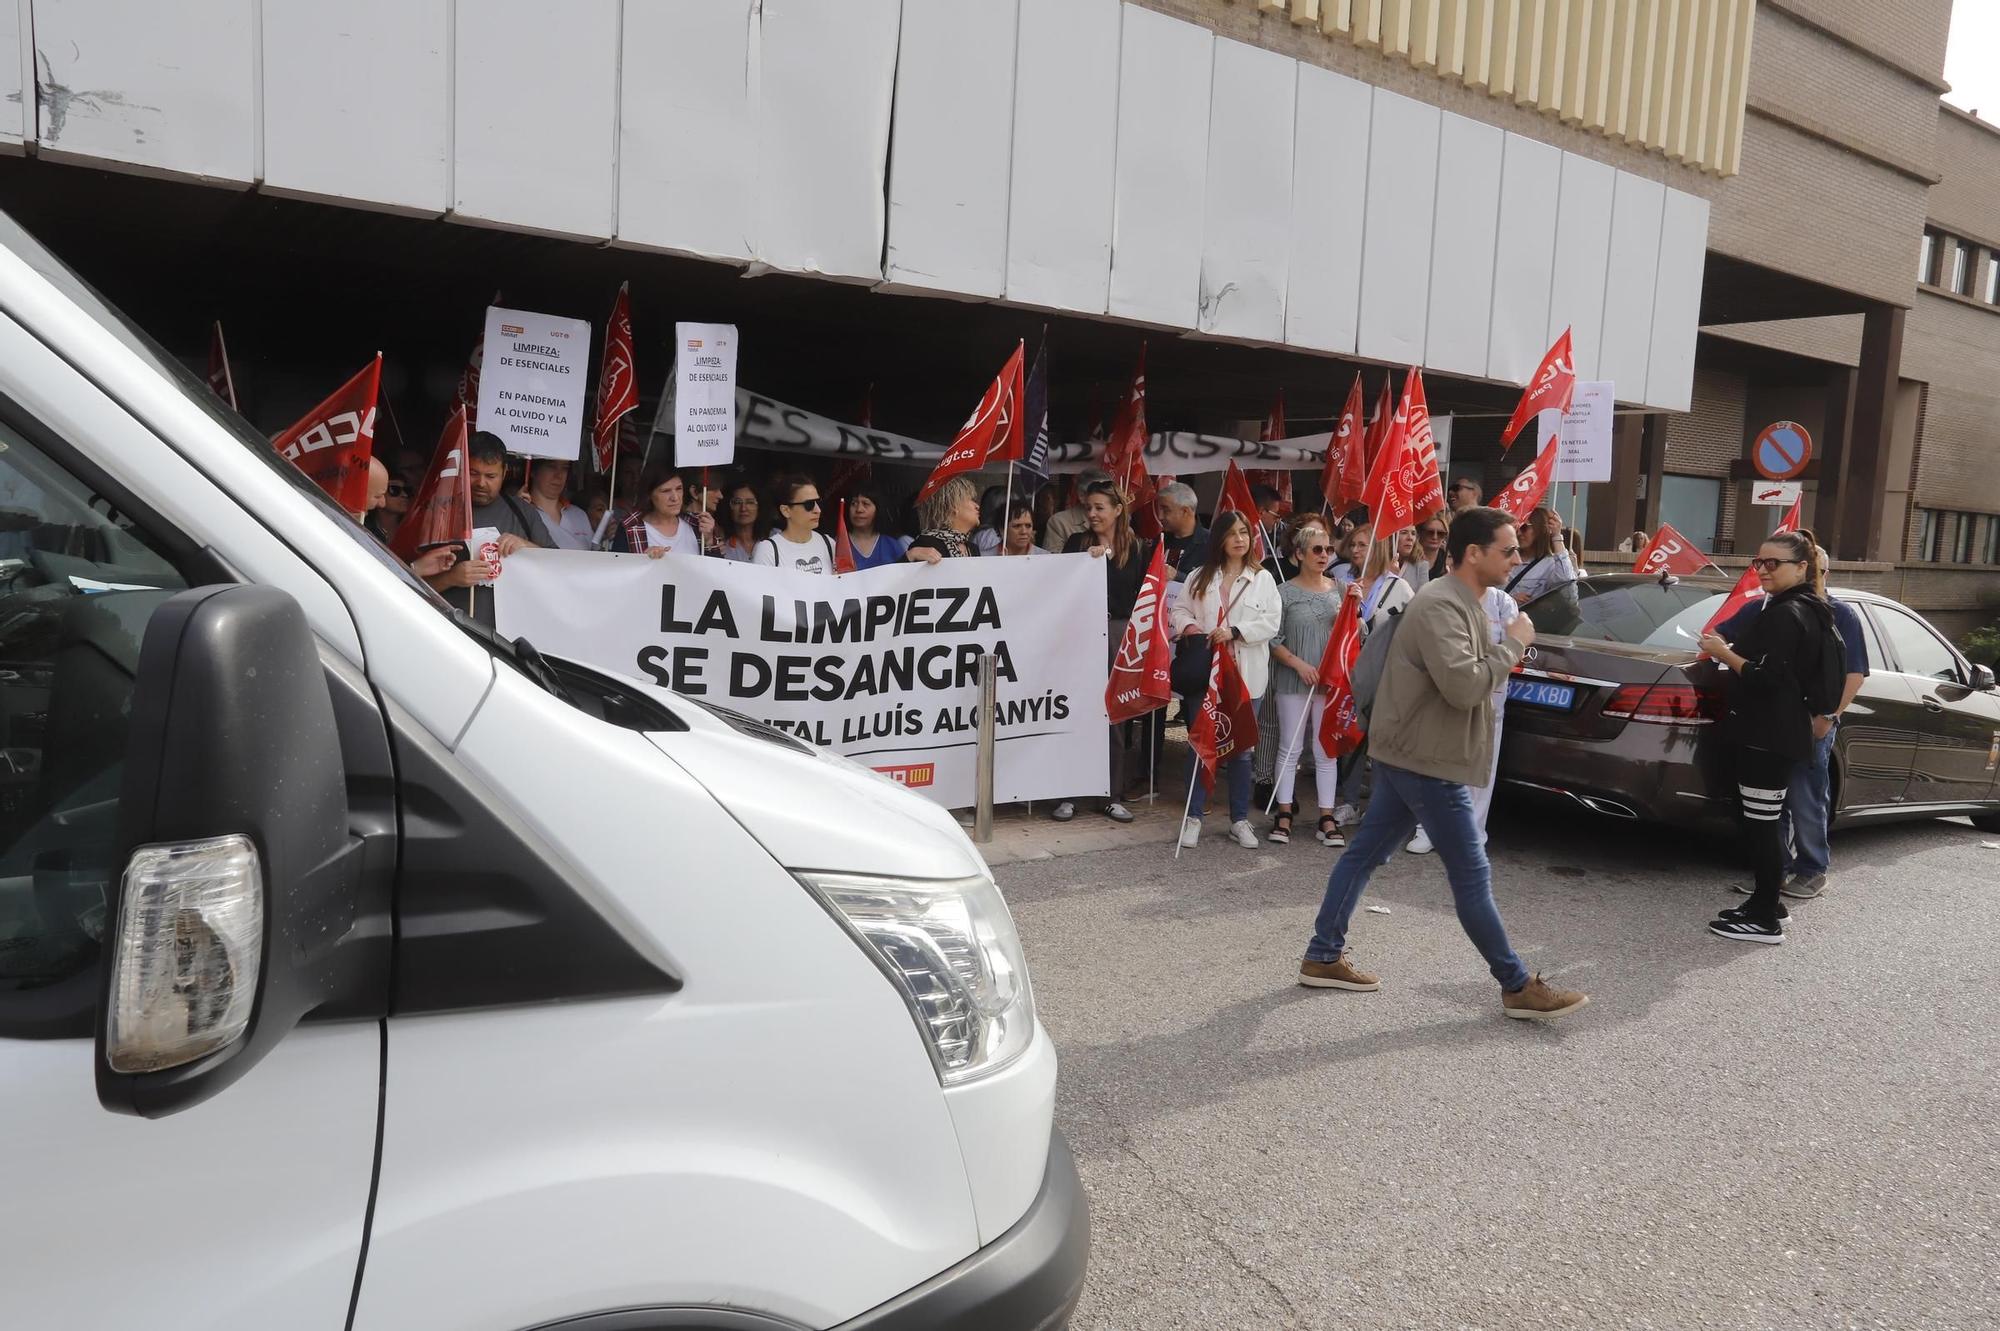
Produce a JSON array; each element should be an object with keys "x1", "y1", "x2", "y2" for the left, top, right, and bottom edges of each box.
[
  {"x1": 1952, "y1": 512, "x2": 1977, "y2": 563},
  {"x1": 1951, "y1": 242, "x2": 1974, "y2": 295},
  {"x1": 1986, "y1": 254, "x2": 2000, "y2": 305},
  {"x1": 1660, "y1": 475, "x2": 1722, "y2": 555},
  {"x1": 1985, "y1": 516, "x2": 2000, "y2": 565},
  {"x1": 1917, "y1": 508, "x2": 1941, "y2": 561},
  {"x1": 1921, "y1": 229, "x2": 1944, "y2": 285}
]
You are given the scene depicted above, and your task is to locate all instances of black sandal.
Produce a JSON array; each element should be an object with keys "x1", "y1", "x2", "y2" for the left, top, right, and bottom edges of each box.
[
  {"x1": 1317, "y1": 813, "x2": 1344, "y2": 848},
  {"x1": 1268, "y1": 802, "x2": 1295, "y2": 845}
]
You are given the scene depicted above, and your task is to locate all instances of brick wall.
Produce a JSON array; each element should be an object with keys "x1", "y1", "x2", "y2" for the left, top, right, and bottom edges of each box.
[
  {"x1": 1764, "y1": 0, "x2": 1953, "y2": 91},
  {"x1": 1929, "y1": 109, "x2": 2000, "y2": 243},
  {"x1": 1904, "y1": 291, "x2": 2000, "y2": 517},
  {"x1": 1748, "y1": 10, "x2": 1942, "y2": 178},
  {"x1": 1661, "y1": 366, "x2": 1748, "y2": 547}
]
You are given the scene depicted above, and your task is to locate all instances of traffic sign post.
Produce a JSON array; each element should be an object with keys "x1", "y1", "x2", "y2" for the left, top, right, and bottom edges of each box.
[{"x1": 1752, "y1": 421, "x2": 1813, "y2": 481}]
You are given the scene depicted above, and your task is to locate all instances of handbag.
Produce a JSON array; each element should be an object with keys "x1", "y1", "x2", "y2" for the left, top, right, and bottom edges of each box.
[{"x1": 1170, "y1": 636, "x2": 1212, "y2": 700}]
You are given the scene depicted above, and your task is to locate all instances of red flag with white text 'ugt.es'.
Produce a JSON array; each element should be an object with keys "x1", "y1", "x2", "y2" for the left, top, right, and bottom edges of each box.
[
  {"x1": 1316, "y1": 585, "x2": 1368, "y2": 760},
  {"x1": 1501, "y1": 328, "x2": 1577, "y2": 452},
  {"x1": 1187, "y1": 643, "x2": 1259, "y2": 792},
  {"x1": 390, "y1": 406, "x2": 474, "y2": 562},
  {"x1": 1494, "y1": 423, "x2": 1560, "y2": 524},
  {"x1": 918, "y1": 342, "x2": 1025, "y2": 502},
  {"x1": 1400, "y1": 370, "x2": 1447, "y2": 525},
  {"x1": 273, "y1": 355, "x2": 381, "y2": 515},
  {"x1": 1632, "y1": 522, "x2": 1713, "y2": 578},
  {"x1": 1106, "y1": 542, "x2": 1173, "y2": 724},
  {"x1": 1321, "y1": 373, "x2": 1368, "y2": 515},
  {"x1": 1359, "y1": 378, "x2": 1413, "y2": 533},
  {"x1": 592, "y1": 283, "x2": 638, "y2": 474}
]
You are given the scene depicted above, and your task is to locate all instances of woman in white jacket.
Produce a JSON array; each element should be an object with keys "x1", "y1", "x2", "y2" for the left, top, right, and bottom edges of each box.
[{"x1": 1169, "y1": 511, "x2": 1282, "y2": 849}]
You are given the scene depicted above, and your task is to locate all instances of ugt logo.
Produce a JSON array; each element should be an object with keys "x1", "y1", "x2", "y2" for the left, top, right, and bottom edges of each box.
[{"x1": 1116, "y1": 581, "x2": 1159, "y2": 672}]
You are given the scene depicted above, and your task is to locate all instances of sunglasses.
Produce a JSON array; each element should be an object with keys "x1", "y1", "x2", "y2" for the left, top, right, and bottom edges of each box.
[
  {"x1": 786, "y1": 497, "x2": 823, "y2": 511},
  {"x1": 1749, "y1": 556, "x2": 1804, "y2": 572},
  {"x1": 1307, "y1": 544, "x2": 1334, "y2": 556},
  {"x1": 386, "y1": 482, "x2": 411, "y2": 497}
]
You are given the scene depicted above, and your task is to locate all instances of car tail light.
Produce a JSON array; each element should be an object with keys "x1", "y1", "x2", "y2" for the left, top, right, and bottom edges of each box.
[{"x1": 1601, "y1": 683, "x2": 1725, "y2": 725}]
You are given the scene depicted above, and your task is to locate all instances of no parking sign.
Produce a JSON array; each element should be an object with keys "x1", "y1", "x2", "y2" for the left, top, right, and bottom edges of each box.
[{"x1": 1752, "y1": 421, "x2": 1813, "y2": 480}]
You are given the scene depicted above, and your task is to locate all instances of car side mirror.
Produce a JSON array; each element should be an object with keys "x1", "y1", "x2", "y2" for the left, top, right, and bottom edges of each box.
[
  {"x1": 1974, "y1": 663, "x2": 1996, "y2": 692},
  {"x1": 95, "y1": 586, "x2": 362, "y2": 1118}
]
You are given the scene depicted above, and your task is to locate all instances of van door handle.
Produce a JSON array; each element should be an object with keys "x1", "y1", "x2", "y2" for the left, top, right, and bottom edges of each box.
[{"x1": 1922, "y1": 696, "x2": 1944, "y2": 713}]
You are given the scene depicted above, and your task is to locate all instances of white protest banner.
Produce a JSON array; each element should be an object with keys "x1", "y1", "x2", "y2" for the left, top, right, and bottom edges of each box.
[
  {"x1": 1552, "y1": 380, "x2": 1614, "y2": 483},
  {"x1": 495, "y1": 551, "x2": 1110, "y2": 809},
  {"x1": 655, "y1": 388, "x2": 1339, "y2": 474},
  {"x1": 673, "y1": 323, "x2": 739, "y2": 468},
  {"x1": 477, "y1": 306, "x2": 592, "y2": 460}
]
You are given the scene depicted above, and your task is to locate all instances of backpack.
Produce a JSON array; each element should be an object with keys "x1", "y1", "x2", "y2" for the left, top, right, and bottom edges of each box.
[
  {"x1": 1350, "y1": 605, "x2": 1405, "y2": 731},
  {"x1": 1798, "y1": 596, "x2": 1847, "y2": 716}
]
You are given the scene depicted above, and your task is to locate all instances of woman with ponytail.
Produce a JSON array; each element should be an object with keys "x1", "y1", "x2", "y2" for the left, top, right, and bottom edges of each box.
[{"x1": 1697, "y1": 528, "x2": 1844, "y2": 943}]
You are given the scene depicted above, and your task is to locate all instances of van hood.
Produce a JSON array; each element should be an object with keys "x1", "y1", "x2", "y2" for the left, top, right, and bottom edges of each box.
[{"x1": 643, "y1": 696, "x2": 990, "y2": 882}]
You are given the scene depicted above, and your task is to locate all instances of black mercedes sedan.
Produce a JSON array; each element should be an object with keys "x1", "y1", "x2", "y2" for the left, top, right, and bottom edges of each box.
[{"x1": 1498, "y1": 573, "x2": 2000, "y2": 834}]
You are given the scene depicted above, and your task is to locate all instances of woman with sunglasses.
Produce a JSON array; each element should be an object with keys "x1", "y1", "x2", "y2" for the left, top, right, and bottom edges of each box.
[
  {"x1": 1169, "y1": 510, "x2": 1282, "y2": 849},
  {"x1": 1332, "y1": 522, "x2": 1371, "y2": 591},
  {"x1": 1505, "y1": 507, "x2": 1579, "y2": 607},
  {"x1": 844, "y1": 484, "x2": 907, "y2": 569},
  {"x1": 1265, "y1": 526, "x2": 1349, "y2": 847},
  {"x1": 1355, "y1": 529, "x2": 1415, "y2": 632},
  {"x1": 1406, "y1": 517, "x2": 1447, "y2": 592},
  {"x1": 716, "y1": 478, "x2": 763, "y2": 562},
  {"x1": 1697, "y1": 529, "x2": 1842, "y2": 943},
  {"x1": 753, "y1": 474, "x2": 838, "y2": 575}
]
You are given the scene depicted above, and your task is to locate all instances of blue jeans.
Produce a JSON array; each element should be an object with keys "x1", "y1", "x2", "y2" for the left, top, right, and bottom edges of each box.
[
  {"x1": 1305, "y1": 761, "x2": 1532, "y2": 991},
  {"x1": 1190, "y1": 751, "x2": 1253, "y2": 822},
  {"x1": 1782, "y1": 721, "x2": 1836, "y2": 878}
]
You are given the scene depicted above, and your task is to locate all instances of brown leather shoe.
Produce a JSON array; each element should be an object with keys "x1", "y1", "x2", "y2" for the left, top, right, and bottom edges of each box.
[
  {"x1": 1298, "y1": 954, "x2": 1380, "y2": 991},
  {"x1": 1502, "y1": 974, "x2": 1589, "y2": 1020}
]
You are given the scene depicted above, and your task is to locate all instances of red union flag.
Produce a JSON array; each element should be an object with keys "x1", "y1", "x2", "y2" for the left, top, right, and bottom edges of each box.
[
  {"x1": 592, "y1": 283, "x2": 638, "y2": 473},
  {"x1": 207, "y1": 322, "x2": 237, "y2": 411},
  {"x1": 1187, "y1": 643, "x2": 1259, "y2": 792},
  {"x1": 1360, "y1": 382, "x2": 1413, "y2": 532},
  {"x1": 1101, "y1": 344, "x2": 1151, "y2": 500},
  {"x1": 1494, "y1": 424, "x2": 1559, "y2": 523},
  {"x1": 1501, "y1": 328, "x2": 1577, "y2": 452},
  {"x1": 1316, "y1": 586, "x2": 1368, "y2": 760},
  {"x1": 918, "y1": 341, "x2": 1026, "y2": 501},
  {"x1": 390, "y1": 406, "x2": 473, "y2": 562},
  {"x1": 833, "y1": 499, "x2": 858, "y2": 574},
  {"x1": 1321, "y1": 373, "x2": 1367, "y2": 514},
  {"x1": 1633, "y1": 523, "x2": 1712, "y2": 578},
  {"x1": 1363, "y1": 378, "x2": 1394, "y2": 472},
  {"x1": 1218, "y1": 460, "x2": 1273, "y2": 564},
  {"x1": 1400, "y1": 370, "x2": 1447, "y2": 525},
  {"x1": 1106, "y1": 543, "x2": 1173, "y2": 724},
  {"x1": 274, "y1": 355, "x2": 381, "y2": 514},
  {"x1": 1702, "y1": 497, "x2": 1803, "y2": 639},
  {"x1": 1248, "y1": 389, "x2": 1293, "y2": 513}
]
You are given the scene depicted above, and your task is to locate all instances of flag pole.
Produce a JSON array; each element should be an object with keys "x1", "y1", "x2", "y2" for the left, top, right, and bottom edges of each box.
[
  {"x1": 1173, "y1": 762, "x2": 1201, "y2": 861},
  {"x1": 1267, "y1": 700, "x2": 1317, "y2": 816},
  {"x1": 1002, "y1": 461, "x2": 1015, "y2": 555}
]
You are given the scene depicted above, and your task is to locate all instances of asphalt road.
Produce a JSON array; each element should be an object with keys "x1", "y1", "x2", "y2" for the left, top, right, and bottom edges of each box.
[{"x1": 999, "y1": 801, "x2": 2000, "y2": 1331}]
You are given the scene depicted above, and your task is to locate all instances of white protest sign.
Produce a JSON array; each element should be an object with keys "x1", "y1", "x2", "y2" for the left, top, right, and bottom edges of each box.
[
  {"x1": 1552, "y1": 380, "x2": 1614, "y2": 483},
  {"x1": 674, "y1": 323, "x2": 739, "y2": 468},
  {"x1": 495, "y1": 551, "x2": 1109, "y2": 809},
  {"x1": 477, "y1": 306, "x2": 591, "y2": 459}
]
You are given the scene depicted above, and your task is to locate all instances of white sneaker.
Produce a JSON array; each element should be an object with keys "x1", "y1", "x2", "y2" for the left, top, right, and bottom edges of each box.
[
  {"x1": 1230, "y1": 819, "x2": 1260, "y2": 849},
  {"x1": 1406, "y1": 828, "x2": 1434, "y2": 855},
  {"x1": 1179, "y1": 817, "x2": 1201, "y2": 849},
  {"x1": 1333, "y1": 804, "x2": 1360, "y2": 828},
  {"x1": 1051, "y1": 801, "x2": 1075, "y2": 822}
]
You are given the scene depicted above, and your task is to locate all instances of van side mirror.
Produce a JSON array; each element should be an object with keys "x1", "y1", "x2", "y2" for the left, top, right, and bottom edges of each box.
[
  {"x1": 1974, "y1": 664, "x2": 1997, "y2": 692},
  {"x1": 96, "y1": 586, "x2": 361, "y2": 1117}
]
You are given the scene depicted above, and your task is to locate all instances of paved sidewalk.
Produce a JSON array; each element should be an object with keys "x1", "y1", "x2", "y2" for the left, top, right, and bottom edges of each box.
[{"x1": 961, "y1": 795, "x2": 1186, "y2": 867}]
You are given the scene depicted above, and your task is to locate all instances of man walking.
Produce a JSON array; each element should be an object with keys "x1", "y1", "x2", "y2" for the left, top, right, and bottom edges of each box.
[{"x1": 1299, "y1": 506, "x2": 1588, "y2": 1020}]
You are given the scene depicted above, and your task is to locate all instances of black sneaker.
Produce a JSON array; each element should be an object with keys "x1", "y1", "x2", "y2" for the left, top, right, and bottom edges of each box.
[
  {"x1": 1719, "y1": 902, "x2": 1789, "y2": 923},
  {"x1": 1709, "y1": 916, "x2": 1784, "y2": 945}
]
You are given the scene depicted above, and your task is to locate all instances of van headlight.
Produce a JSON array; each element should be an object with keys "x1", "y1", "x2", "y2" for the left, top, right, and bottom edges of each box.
[{"x1": 797, "y1": 870, "x2": 1035, "y2": 1085}]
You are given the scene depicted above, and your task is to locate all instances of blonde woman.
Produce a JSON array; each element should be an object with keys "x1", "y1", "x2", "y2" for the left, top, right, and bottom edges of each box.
[
  {"x1": 1265, "y1": 525, "x2": 1348, "y2": 847},
  {"x1": 905, "y1": 475, "x2": 982, "y2": 562}
]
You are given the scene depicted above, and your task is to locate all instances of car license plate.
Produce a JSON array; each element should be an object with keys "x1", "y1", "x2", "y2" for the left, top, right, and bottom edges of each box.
[{"x1": 1507, "y1": 678, "x2": 1577, "y2": 711}]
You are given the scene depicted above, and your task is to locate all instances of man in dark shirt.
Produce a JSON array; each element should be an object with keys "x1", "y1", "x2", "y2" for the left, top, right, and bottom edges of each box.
[
  {"x1": 1429, "y1": 477, "x2": 1484, "y2": 578},
  {"x1": 1715, "y1": 563, "x2": 1870, "y2": 900},
  {"x1": 426, "y1": 430, "x2": 558, "y2": 627},
  {"x1": 1155, "y1": 482, "x2": 1208, "y2": 583}
]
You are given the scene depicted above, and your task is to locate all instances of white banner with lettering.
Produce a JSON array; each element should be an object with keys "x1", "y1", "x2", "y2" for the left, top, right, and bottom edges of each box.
[
  {"x1": 494, "y1": 551, "x2": 1109, "y2": 808},
  {"x1": 477, "y1": 305, "x2": 591, "y2": 460}
]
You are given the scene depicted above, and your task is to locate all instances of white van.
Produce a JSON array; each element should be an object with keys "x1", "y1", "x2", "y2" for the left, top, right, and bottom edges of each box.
[{"x1": 0, "y1": 210, "x2": 1087, "y2": 1330}]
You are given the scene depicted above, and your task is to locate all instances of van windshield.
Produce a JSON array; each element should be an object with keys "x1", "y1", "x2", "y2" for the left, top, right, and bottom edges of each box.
[{"x1": 0, "y1": 209, "x2": 453, "y2": 615}]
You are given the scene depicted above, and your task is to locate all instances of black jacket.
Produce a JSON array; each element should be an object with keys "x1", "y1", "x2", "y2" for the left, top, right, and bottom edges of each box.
[{"x1": 1720, "y1": 584, "x2": 1836, "y2": 762}]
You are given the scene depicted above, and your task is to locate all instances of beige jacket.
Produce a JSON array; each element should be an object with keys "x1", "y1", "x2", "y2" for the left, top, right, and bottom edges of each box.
[{"x1": 1368, "y1": 574, "x2": 1526, "y2": 787}]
